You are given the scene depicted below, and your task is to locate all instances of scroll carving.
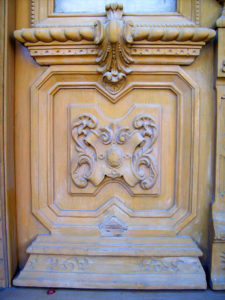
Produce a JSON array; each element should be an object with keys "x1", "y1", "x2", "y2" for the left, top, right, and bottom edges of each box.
[
  {"x1": 140, "y1": 258, "x2": 201, "y2": 274},
  {"x1": 27, "y1": 256, "x2": 90, "y2": 272},
  {"x1": 24, "y1": 255, "x2": 202, "y2": 276},
  {"x1": 46, "y1": 257, "x2": 89, "y2": 272},
  {"x1": 71, "y1": 114, "x2": 97, "y2": 188},
  {"x1": 71, "y1": 113, "x2": 158, "y2": 190}
]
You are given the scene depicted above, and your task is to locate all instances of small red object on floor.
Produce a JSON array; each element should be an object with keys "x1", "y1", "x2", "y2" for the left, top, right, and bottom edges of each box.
[{"x1": 47, "y1": 288, "x2": 56, "y2": 295}]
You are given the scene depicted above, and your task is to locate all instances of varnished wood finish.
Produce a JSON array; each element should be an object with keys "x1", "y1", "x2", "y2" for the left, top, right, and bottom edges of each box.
[{"x1": 9, "y1": 0, "x2": 223, "y2": 290}]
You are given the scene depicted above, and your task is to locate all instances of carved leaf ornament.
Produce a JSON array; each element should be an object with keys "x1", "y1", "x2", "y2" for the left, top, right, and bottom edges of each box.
[
  {"x1": 94, "y1": 3, "x2": 215, "y2": 93},
  {"x1": 71, "y1": 113, "x2": 158, "y2": 190},
  {"x1": 95, "y1": 3, "x2": 134, "y2": 93}
]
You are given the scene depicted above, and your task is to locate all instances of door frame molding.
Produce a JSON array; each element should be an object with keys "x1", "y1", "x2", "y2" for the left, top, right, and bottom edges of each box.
[
  {"x1": 0, "y1": 0, "x2": 17, "y2": 288},
  {"x1": 30, "y1": 0, "x2": 201, "y2": 27}
]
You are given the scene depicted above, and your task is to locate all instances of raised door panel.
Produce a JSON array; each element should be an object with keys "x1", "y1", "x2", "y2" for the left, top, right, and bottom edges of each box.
[{"x1": 29, "y1": 66, "x2": 198, "y2": 239}]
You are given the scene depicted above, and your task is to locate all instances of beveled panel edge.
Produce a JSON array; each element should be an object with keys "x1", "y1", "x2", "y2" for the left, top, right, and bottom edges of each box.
[
  {"x1": 26, "y1": 235, "x2": 203, "y2": 257},
  {"x1": 29, "y1": 65, "x2": 200, "y2": 236}
]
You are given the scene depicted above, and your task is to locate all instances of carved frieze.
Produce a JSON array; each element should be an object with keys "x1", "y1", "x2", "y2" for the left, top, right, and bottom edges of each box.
[
  {"x1": 27, "y1": 256, "x2": 89, "y2": 272},
  {"x1": 70, "y1": 111, "x2": 158, "y2": 192},
  {"x1": 14, "y1": 253, "x2": 206, "y2": 288},
  {"x1": 23, "y1": 254, "x2": 203, "y2": 275}
]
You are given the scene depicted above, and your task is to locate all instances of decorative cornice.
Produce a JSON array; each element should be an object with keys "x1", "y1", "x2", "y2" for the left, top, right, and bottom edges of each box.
[{"x1": 14, "y1": 3, "x2": 216, "y2": 94}]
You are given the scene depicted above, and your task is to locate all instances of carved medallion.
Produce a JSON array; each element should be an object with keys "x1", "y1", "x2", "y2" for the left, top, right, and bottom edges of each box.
[{"x1": 71, "y1": 113, "x2": 158, "y2": 190}]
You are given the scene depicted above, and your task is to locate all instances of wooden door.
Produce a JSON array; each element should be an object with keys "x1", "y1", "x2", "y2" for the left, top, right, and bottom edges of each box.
[{"x1": 12, "y1": 0, "x2": 223, "y2": 289}]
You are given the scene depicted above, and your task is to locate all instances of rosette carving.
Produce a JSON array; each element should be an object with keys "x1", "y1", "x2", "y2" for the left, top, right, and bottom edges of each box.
[{"x1": 71, "y1": 113, "x2": 158, "y2": 190}]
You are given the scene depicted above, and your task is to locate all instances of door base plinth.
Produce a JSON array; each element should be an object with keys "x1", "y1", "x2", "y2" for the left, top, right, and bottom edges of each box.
[
  {"x1": 13, "y1": 254, "x2": 206, "y2": 289},
  {"x1": 13, "y1": 235, "x2": 206, "y2": 289}
]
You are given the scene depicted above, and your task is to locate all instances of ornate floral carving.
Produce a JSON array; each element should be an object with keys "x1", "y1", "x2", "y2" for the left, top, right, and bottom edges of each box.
[
  {"x1": 132, "y1": 114, "x2": 158, "y2": 189},
  {"x1": 14, "y1": 3, "x2": 216, "y2": 91},
  {"x1": 95, "y1": 3, "x2": 134, "y2": 94},
  {"x1": 71, "y1": 113, "x2": 158, "y2": 190},
  {"x1": 71, "y1": 114, "x2": 97, "y2": 188}
]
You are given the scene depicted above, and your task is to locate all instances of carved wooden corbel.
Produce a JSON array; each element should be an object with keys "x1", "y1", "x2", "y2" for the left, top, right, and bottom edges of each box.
[
  {"x1": 94, "y1": 3, "x2": 134, "y2": 94},
  {"x1": 90, "y1": 3, "x2": 216, "y2": 93}
]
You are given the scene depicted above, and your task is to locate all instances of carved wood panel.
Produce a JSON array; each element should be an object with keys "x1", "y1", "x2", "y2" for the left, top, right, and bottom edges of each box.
[
  {"x1": 69, "y1": 104, "x2": 160, "y2": 195},
  {"x1": 29, "y1": 65, "x2": 199, "y2": 237}
]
